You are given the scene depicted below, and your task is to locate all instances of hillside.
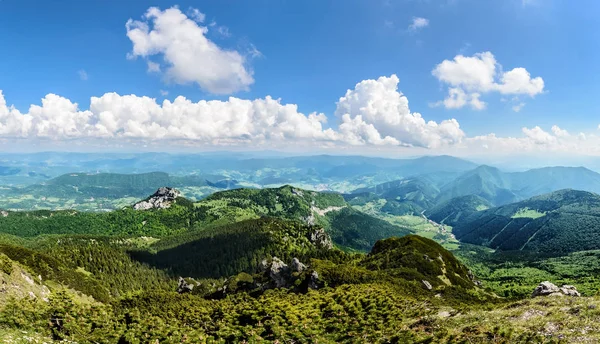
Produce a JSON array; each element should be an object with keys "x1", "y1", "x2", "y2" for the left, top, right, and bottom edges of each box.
[
  {"x1": 348, "y1": 176, "x2": 441, "y2": 215},
  {"x1": 453, "y1": 189, "x2": 600, "y2": 254},
  {"x1": 196, "y1": 185, "x2": 412, "y2": 251},
  {"x1": 131, "y1": 217, "x2": 335, "y2": 278},
  {"x1": 436, "y1": 165, "x2": 518, "y2": 206},
  {"x1": 360, "y1": 235, "x2": 476, "y2": 289},
  {"x1": 425, "y1": 194, "x2": 492, "y2": 226}
]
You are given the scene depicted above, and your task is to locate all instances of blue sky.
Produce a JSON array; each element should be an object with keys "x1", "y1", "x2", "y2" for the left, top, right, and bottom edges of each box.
[{"x1": 0, "y1": 0, "x2": 599, "y2": 156}]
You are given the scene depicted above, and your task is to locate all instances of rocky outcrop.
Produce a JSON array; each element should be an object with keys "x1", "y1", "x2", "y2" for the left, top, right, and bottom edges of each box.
[
  {"x1": 422, "y1": 280, "x2": 433, "y2": 290},
  {"x1": 559, "y1": 285, "x2": 581, "y2": 297},
  {"x1": 308, "y1": 271, "x2": 320, "y2": 290},
  {"x1": 531, "y1": 281, "x2": 580, "y2": 297},
  {"x1": 268, "y1": 257, "x2": 290, "y2": 288},
  {"x1": 290, "y1": 258, "x2": 306, "y2": 273},
  {"x1": 260, "y1": 256, "x2": 321, "y2": 290},
  {"x1": 176, "y1": 277, "x2": 194, "y2": 294},
  {"x1": 309, "y1": 228, "x2": 333, "y2": 250},
  {"x1": 134, "y1": 187, "x2": 181, "y2": 210}
]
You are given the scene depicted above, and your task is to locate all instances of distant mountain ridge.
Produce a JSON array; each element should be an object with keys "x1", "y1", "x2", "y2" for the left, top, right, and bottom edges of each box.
[
  {"x1": 348, "y1": 165, "x2": 600, "y2": 217},
  {"x1": 12, "y1": 172, "x2": 238, "y2": 199}
]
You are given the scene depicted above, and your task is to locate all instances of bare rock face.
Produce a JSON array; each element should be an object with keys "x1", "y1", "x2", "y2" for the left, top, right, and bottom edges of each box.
[
  {"x1": 176, "y1": 277, "x2": 194, "y2": 294},
  {"x1": 532, "y1": 281, "x2": 580, "y2": 297},
  {"x1": 532, "y1": 281, "x2": 560, "y2": 297},
  {"x1": 290, "y1": 258, "x2": 306, "y2": 273},
  {"x1": 269, "y1": 257, "x2": 290, "y2": 288},
  {"x1": 309, "y1": 228, "x2": 333, "y2": 250},
  {"x1": 560, "y1": 285, "x2": 581, "y2": 297},
  {"x1": 134, "y1": 187, "x2": 181, "y2": 210},
  {"x1": 308, "y1": 271, "x2": 320, "y2": 290},
  {"x1": 260, "y1": 257, "x2": 320, "y2": 290}
]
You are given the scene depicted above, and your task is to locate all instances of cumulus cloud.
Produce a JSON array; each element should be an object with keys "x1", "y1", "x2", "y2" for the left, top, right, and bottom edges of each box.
[
  {"x1": 551, "y1": 125, "x2": 569, "y2": 137},
  {"x1": 432, "y1": 51, "x2": 544, "y2": 110},
  {"x1": 0, "y1": 91, "x2": 336, "y2": 144},
  {"x1": 126, "y1": 6, "x2": 255, "y2": 95},
  {"x1": 0, "y1": 75, "x2": 464, "y2": 149},
  {"x1": 2, "y1": 75, "x2": 596, "y2": 156},
  {"x1": 335, "y1": 75, "x2": 465, "y2": 148},
  {"x1": 522, "y1": 126, "x2": 556, "y2": 145},
  {"x1": 432, "y1": 88, "x2": 486, "y2": 110},
  {"x1": 408, "y1": 17, "x2": 429, "y2": 31}
]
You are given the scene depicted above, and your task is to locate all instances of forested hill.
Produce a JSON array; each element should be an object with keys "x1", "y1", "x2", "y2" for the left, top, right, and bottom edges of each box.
[
  {"x1": 0, "y1": 185, "x2": 412, "y2": 252},
  {"x1": 453, "y1": 189, "x2": 600, "y2": 254},
  {"x1": 425, "y1": 195, "x2": 492, "y2": 226},
  {"x1": 195, "y1": 185, "x2": 413, "y2": 251}
]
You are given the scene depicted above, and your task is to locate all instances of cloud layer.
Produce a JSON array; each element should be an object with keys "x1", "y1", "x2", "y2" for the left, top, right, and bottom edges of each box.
[
  {"x1": 0, "y1": 75, "x2": 464, "y2": 149},
  {"x1": 0, "y1": 77, "x2": 598, "y2": 155},
  {"x1": 432, "y1": 52, "x2": 544, "y2": 110},
  {"x1": 126, "y1": 7, "x2": 255, "y2": 95}
]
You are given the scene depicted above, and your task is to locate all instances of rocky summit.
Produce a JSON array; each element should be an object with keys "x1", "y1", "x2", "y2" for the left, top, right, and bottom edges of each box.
[{"x1": 133, "y1": 187, "x2": 181, "y2": 210}]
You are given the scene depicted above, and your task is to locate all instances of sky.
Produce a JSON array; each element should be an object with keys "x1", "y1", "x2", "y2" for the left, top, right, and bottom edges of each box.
[{"x1": 0, "y1": 0, "x2": 599, "y2": 157}]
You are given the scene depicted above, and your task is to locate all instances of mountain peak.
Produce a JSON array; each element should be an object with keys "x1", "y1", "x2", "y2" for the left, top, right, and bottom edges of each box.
[{"x1": 134, "y1": 187, "x2": 181, "y2": 210}]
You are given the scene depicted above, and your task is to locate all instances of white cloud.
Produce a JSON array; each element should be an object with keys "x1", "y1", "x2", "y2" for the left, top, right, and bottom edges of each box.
[
  {"x1": 0, "y1": 90, "x2": 336, "y2": 144},
  {"x1": 432, "y1": 51, "x2": 544, "y2": 109},
  {"x1": 335, "y1": 75, "x2": 465, "y2": 148},
  {"x1": 2, "y1": 76, "x2": 598, "y2": 156},
  {"x1": 522, "y1": 126, "x2": 556, "y2": 145},
  {"x1": 187, "y1": 8, "x2": 205, "y2": 23},
  {"x1": 159, "y1": 90, "x2": 169, "y2": 96},
  {"x1": 126, "y1": 6, "x2": 254, "y2": 95},
  {"x1": 469, "y1": 93, "x2": 486, "y2": 110},
  {"x1": 0, "y1": 75, "x2": 463, "y2": 149},
  {"x1": 551, "y1": 125, "x2": 569, "y2": 137},
  {"x1": 409, "y1": 17, "x2": 429, "y2": 31},
  {"x1": 434, "y1": 88, "x2": 487, "y2": 110},
  {"x1": 78, "y1": 70, "x2": 88, "y2": 81}
]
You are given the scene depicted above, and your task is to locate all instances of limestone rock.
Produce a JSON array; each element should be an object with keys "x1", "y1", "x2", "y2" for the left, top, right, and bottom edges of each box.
[
  {"x1": 134, "y1": 187, "x2": 181, "y2": 210},
  {"x1": 309, "y1": 228, "x2": 333, "y2": 250},
  {"x1": 269, "y1": 257, "x2": 290, "y2": 288},
  {"x1": 308, "y1": 271, "x2": 320, "y2": 290},
  {"x1": 532, "y1": 281, "x2": 560, "y2": 297},
  {"x1": 176, "y1": 277, "x2": 194, "y2": 294},
  {"x1": 290, "y1": 258, "x2": 306, "y2": 273},
  {"x1": 532, "y1": 281, "x2": 580, "y2": 297},
  {"x1": 560, "y1": 285, "x2": 581, "y2": 297}
]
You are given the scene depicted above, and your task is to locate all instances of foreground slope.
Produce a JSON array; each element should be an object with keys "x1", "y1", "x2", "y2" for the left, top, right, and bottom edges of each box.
[{"x1": 454, "y1": 189, "x2": 600, "y2": 253}]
